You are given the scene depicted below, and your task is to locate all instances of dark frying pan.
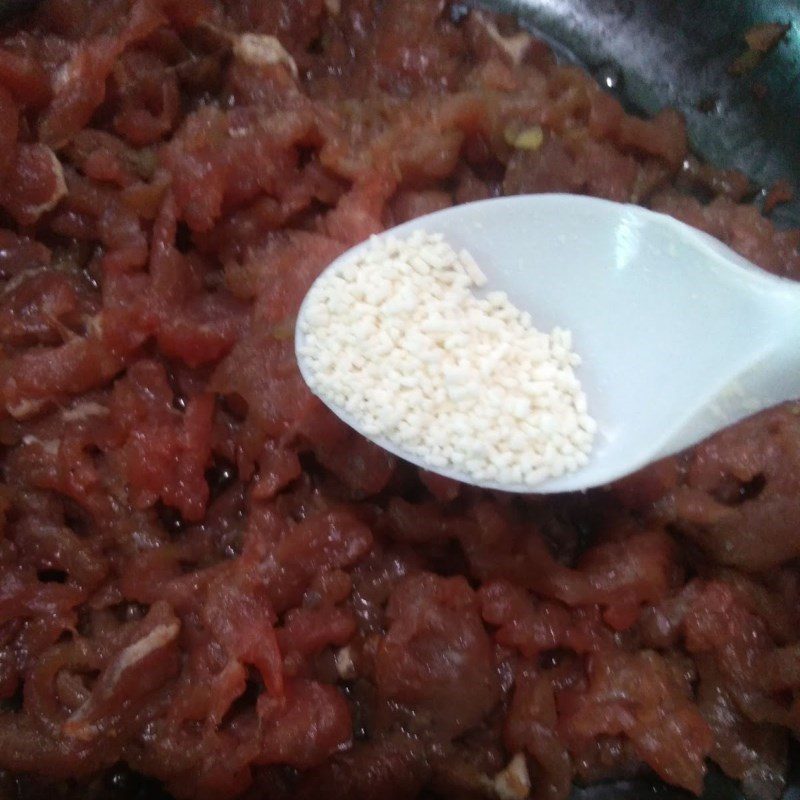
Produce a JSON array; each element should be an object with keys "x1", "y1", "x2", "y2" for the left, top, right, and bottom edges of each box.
[
  {"x1": 476, "y1": 0, "x2": 800, "y2": 229},
  {"x1": 473, "y1": 1, "x2": 800, "y2": 799},
  {"x1": 0, "y1": 0, "x2": 797, "y2": 797}
]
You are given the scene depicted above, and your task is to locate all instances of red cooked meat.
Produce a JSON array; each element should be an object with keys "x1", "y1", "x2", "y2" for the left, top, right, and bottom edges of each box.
[{"x1": 0, "y1": 2, "x2": 798, "y2": 799}]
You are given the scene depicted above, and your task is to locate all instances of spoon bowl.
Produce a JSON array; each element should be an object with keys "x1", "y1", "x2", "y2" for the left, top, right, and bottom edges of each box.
[{"x1": 296, "y1": 194, "x2": 800, "y2": 493}]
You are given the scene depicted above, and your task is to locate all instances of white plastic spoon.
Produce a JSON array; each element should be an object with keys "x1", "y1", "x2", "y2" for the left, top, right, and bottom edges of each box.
[{"x1": 295, "y1": 193, "x2": 800, "y2": 493}]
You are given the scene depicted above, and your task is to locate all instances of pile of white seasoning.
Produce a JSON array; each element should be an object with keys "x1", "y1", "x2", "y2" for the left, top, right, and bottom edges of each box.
[{"x1": 297, "y1": 230, "x2": 596, "y2": 487}]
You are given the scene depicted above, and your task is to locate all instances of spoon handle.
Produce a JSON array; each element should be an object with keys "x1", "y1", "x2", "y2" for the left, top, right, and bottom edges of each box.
[{"x1": 655, "y1": 278, "x2": 800, "y2": 460}]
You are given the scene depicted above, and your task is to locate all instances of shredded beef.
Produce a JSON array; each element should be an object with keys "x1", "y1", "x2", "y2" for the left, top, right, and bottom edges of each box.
[{"x1": 0, "y1": 2, "x2": 798, "y2": 799}]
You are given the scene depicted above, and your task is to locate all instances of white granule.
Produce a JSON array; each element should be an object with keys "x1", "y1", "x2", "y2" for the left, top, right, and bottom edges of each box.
[
  {"x1": 492, "y1": 752, "x2": 531, "y2": 800},
  {"x1": 297, "y1": 231, "x2": 596, "y2": 487},
  {"x1": 233, "y1": 33, "x2": 299, "y2": 79}
]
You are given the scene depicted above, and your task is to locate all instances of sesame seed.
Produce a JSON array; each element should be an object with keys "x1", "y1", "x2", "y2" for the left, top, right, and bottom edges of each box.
[{"x1": 299, "y1": 231, "x2": 595, "y2": 486}]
